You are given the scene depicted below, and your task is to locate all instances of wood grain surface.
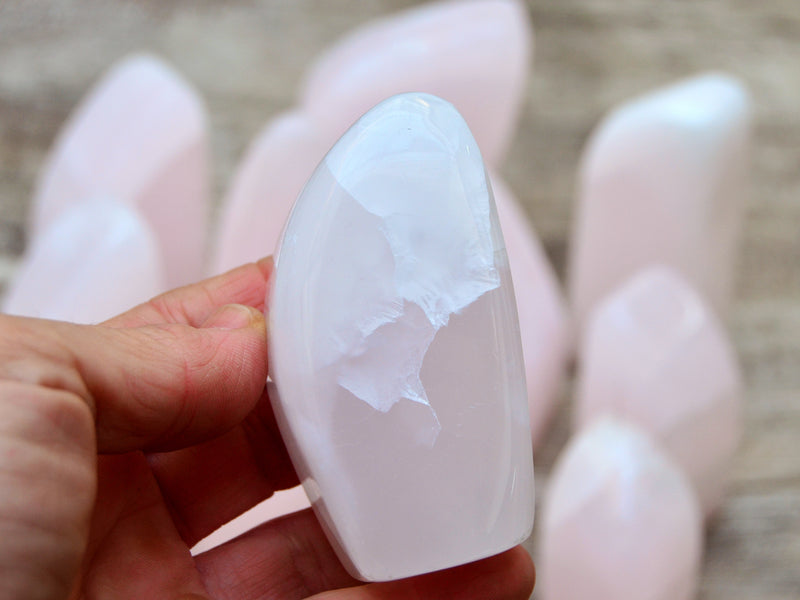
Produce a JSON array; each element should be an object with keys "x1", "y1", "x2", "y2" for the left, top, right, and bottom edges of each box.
[{"x1": 0, "y1": 1, "x2": 798, "y2": 598}]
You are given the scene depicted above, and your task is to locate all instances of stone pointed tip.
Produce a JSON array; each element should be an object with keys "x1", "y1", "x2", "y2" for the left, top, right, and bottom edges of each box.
[
  {"x1": 105, "y1": 53, "x2": 207, "y2": 125},
  {"x1": 300, "y1": 0, "x2": 532, "y2": 166}
]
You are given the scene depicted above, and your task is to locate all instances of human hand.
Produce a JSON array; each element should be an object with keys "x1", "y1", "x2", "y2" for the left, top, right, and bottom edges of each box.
[{"x1": 0, "y1": 258, "x2": 535, "y2": 599}]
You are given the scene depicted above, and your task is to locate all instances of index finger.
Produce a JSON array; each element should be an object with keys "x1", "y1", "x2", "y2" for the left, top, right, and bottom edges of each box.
[{"x1": 104, "y1": 257, "x2": 273, "y2": 328}]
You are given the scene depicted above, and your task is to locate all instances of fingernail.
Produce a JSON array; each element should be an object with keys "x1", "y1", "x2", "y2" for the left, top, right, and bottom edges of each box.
[
  {"x1": 202, "y1": 304, "x2": 257, "y2": 330},
  {"x1": 257, "y1": 255, "x2": 274, "y2": 276}
]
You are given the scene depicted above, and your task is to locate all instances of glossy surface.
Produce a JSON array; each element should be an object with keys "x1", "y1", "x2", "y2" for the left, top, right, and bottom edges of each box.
[{"x1": 269, "y1": 94, "x2": 534, "y2": 581}]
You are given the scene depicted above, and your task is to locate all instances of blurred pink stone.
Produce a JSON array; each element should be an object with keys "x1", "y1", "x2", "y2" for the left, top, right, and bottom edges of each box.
[
  {"x1": 574, "y1": 267, "x2": 742, "y2": 516},
  {"x1": 568, "y1": 73, "x2": 751, "y2": 331},
  {"x1": 211, "y1": 112, "x2": 332, "y2": 273},
  {"x1": 540, "y1": 418, "x2": 702, "y2": 600},
  {"x1": 492, "y1": 176, "x2": 568, "y2": 449},
  {"x1": 32, "y1": 54, "x2": 209, "y2": 288},
  {"x1": 300, "y1": 0, "x2": 532, "y2": 167},
  {"x1": 3, "y1": 199, "x2": 165, "y2": 324}
]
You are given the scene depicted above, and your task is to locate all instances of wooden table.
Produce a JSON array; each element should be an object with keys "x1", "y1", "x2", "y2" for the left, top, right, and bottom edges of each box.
[{"x1": 0, "y1": 1, "x2": 797, "y2": 598}]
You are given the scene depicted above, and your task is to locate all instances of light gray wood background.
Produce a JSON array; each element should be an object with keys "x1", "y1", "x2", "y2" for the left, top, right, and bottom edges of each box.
[{"x1": 0, "y1": 1, "x2": 798, "y2": 598}]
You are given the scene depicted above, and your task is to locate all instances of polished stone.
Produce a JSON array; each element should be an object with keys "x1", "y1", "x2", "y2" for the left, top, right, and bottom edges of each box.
[
  {"x1": 574, "y1": 267, "x2": 742, "y2": 516},
  {"x1": 568, "y1": 73, "x2": 751, "y2": 331},
  {"x1": 269, "y1": 93, "x2": 534, "y2": 581},
  {"x1": 32, "y1": 54, "x2": 209, "y2": 288},
  {"x1": 3, "y1": 199, "x2": 165, "y2": 324},
  {"x1": 540, "y1": 418, "x2": 703, "y2": 600}
]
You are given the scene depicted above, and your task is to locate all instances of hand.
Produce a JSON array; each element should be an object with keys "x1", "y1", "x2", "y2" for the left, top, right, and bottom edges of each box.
[{"x1": 0, "y1": 258, "x2": 535, "y2": 599}]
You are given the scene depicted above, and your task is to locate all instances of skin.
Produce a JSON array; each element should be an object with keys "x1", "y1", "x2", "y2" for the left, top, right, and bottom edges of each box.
[{"x1": 0, "y1": 257, "x2": 535, "y2": 600}]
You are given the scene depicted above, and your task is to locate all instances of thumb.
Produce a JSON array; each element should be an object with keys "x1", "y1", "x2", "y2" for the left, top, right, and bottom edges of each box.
[
  {"x1": 1, "y1": 304, "x2": 268, "y2": 453},
  {"x1": 88, "y1": 303, "x2": 268, "y2": 452}
]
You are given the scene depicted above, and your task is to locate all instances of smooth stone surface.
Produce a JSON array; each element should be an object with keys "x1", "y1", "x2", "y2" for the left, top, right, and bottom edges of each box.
[
  {"x1": 270, "y1": 93, "x2": 534, "y2": 581},
  {"x1": 3, "y1": 198, "x2": 165, "y2": 324},
  {"x1": 574, "y1": 267, "x2": 742, "y2": 516},
  {"x1": 540, "y1": 418, "x2": 703, "y2": 600},
  {"x1": 492, "y1": 176, "x2": 569, "y2": 450},
  {"x1": 32, "y1": 54, "x2": 209, "y2": 288},
  {"x1": 300, "y1": 0, "x2": 531, "y2": 167},
  {"x1": 568, "y1": 73, "x2": 751, "y2": 331},
  {"x1": 211, "y1": 111, "x2": 331, "y2": 274}
]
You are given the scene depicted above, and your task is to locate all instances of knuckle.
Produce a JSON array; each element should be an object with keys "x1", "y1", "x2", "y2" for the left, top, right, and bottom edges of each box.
[{"x1": 0, "y1": 380, "x2": 95, "y2": 457}]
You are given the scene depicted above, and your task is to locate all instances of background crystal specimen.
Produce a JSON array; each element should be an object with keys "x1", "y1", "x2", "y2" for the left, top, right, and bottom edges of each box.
[
  {"x1": 31, "y1": 55, "x2": 209, "y2": 288},
  {"x1": 540, "y1": 418, "x2": 703, "y2": 600},
  {"x1": 568, "y1": 73, "x2": 751, "y2": 331},
  {"x1": 574, "y1": 267, "x2": 743, "y2": 517}
]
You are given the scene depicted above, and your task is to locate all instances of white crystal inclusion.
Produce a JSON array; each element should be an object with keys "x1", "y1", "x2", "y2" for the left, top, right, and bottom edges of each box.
[{"x1": 269, "y1": 93, "x2": 534, "y2": 581}]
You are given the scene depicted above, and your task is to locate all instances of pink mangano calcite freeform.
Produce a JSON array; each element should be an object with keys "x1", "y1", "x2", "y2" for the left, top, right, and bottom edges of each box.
[
  {"x1": 269, "y1": 93, "x2": 534, "y2": 581},
  {"x1": 2, "y1": 198, "x2": 164, "y2": 324},
  {"x1": 32, "y1": 54, "x2": 209, "y2": 289},
  {"x1": 574, "y1": 266, "x2": 742, "y2": 517},
  {"x1": 568, "y1": 73, "x2": 751, "y2": 332},
  {"x1": 209, "y1": 0, "x2": 561, "y2": 535},
  {"x1": 540, "y1": 418, "x2": 703, "y2": 600}
]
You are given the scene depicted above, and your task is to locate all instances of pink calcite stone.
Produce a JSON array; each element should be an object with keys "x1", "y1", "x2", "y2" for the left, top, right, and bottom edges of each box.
[
  {"x1": 540, "y1": 418, "x2": 703, "y2": 600},
  {"x1": 32, "y1": 54, "x2": 209, "y2": 288},
  {"x1": 574, "y1": 267, "x2": 742, "y2": 516},
  {"x1": 492, "y1": 176, "x2": 568, "y2": 449},
  {"x1": 568, "y1": 73, "x2": 751, "y2": 331},
  {"x1": 269, "y1": 94, "x2": 534, "y2": 581},
  {"x1": 3, "y1": 199, "x2": 165, "y2": 324},
  {"x1": 211, "y1": 112, "x2": 331, "y2": 274},
  {"x1": 300, "y1": 0, "x2": 532, "y2": 167}
]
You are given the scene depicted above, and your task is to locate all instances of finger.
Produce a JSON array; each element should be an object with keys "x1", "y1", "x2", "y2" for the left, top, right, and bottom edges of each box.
[
  {"x1": 78, "y1": 454, "x2": 211, "y2": 599},
  {"x1": 0, "y1": 380, "x2": 95, "y2": 600},
  {"x1": 105, "y1": 256, "x2": 273, "y2": 328},
  {"x1": 309, "y1": 546, "x2": 535, "y2": 600},
  {"x1": 0, "y1": 303, "x2": 268, "y2": 453},
  {"x1": 147, "y1": 387, "x2": 300, "y2": 547},
  {"x1": 194, "y1": 508, "x2": 358, "y2": 599}
]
